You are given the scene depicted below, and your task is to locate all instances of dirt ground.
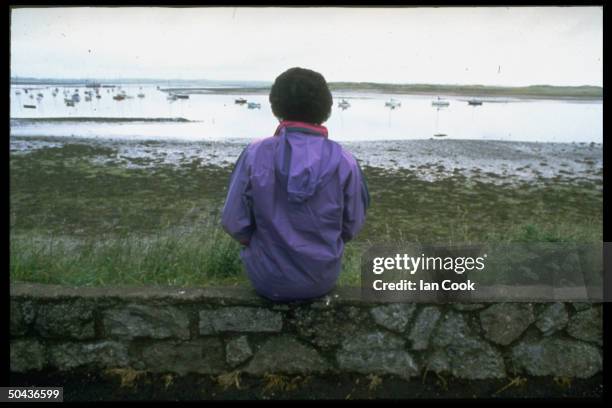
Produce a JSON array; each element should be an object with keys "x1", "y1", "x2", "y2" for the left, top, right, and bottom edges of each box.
[{"x1": 10, "y1": 370, "x2": 603, "y2": 401}]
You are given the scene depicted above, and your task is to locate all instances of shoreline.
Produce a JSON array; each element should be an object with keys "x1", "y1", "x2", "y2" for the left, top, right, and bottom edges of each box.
[
  {"x1": 157, "y1": 86, "x2": 603, "y2": 101},
  {"x1": 11, "y1": 79, "x2": 602, "y2": 100},
  {"x1": 10, "y1": 135, "x2": 603, "y2": 187},
  {"x1": 10, "y1": 117, "x2": 193, "y2": 123}
]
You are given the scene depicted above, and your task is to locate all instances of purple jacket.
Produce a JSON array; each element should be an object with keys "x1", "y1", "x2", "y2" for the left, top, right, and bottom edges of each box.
[{"x1": 221, "y1": 120, "x2": 369, "y2": 302}]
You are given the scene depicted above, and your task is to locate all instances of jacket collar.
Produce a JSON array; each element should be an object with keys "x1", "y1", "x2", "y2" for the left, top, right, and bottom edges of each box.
[{"x1": 274, "y1": 120, "x2": 328, "y2": 138}]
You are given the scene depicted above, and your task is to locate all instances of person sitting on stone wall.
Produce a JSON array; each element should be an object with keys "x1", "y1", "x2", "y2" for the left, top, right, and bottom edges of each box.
[{"x1": 221, "y1": 67, "x2": 369, "y2": 302}]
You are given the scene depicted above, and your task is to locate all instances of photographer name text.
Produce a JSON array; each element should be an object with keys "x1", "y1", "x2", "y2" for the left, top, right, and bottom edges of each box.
[{"x1": 372, "y1": 279, "x2": 476, "y2": 291}]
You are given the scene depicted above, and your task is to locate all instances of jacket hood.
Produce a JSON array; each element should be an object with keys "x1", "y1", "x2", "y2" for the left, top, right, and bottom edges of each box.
[{"x1": 273, "y1": 121, "x2": 343, "y2": 203}]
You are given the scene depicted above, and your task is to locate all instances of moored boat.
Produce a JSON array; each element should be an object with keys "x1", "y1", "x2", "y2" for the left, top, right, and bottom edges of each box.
[
  {"x1": 432, "y1": 97, "x2": 450, "y2": 107},
  {"x1": 385, "y1": 98, "x2": 401, "y2": 109},
  {"x1": 338, "y1": 99, "x2": 351, "y2": 109}
]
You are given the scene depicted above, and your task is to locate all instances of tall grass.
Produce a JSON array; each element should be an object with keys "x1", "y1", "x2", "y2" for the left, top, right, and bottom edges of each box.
[
  {"x1": 10, "y1": 226, "x2": 245, "y2": 287},
  {"x1": 10, "y1": 220, "x2": 600, "y2": 288}
]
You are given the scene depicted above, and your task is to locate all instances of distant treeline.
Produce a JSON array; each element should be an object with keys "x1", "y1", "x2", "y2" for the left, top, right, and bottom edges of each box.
[
  {"x1": 11, "y1": 77, "x2": 602, "y2": 98},
  {"x1": 327, "y1": 82, "x2": 603, "y2": 98}
]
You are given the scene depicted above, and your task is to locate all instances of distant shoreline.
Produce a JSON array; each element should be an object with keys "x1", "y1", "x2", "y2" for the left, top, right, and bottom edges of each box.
[
  {"x1": 10, "y1": 117, "x2": 192, "y2": 123},
  {"x1": 11, "y1": 78, "x2": 602, "y2": 100},
  {"x1": 161, "y1": 86, "x2": 602, "y2": 101}
]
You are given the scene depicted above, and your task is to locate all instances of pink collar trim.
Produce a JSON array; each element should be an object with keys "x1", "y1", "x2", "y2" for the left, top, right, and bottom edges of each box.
[{"x1": 274, "y1": 120, "x2": 328, "y2": 138}]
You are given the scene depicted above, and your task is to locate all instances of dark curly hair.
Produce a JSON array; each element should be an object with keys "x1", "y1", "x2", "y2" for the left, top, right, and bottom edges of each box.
[{"x1": 269, "y1": 67, "x2": 333, "y2": 124}]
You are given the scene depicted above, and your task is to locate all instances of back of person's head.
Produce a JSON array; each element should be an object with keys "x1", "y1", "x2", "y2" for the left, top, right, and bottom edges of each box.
[{"x1": 269, "y1": 67, "x2": 333, "y2": 125}]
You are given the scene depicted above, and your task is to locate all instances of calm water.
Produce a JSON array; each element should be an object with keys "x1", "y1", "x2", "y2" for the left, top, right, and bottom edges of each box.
[{"x1": 10, "y1": 84, "x2": 602, "y2": 143}]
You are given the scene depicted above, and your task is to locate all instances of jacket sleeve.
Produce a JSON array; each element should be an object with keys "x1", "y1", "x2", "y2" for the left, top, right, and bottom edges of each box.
[
  {"x1": 342, "y1": 158, "x2": 370, "y2": 242},
  {"x1": 221, "y1": 148, "x2": 255, "y2": 244}
]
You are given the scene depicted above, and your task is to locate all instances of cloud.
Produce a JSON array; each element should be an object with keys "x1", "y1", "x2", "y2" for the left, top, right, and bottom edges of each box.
[{"x1": 10, "y1": 6, "x2": 602, "y2": 86}]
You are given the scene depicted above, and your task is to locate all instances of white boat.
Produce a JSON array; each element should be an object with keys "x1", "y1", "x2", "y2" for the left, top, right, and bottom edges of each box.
[
  {"x1": 432, "y1": 97, "x2": 450, "y2": 107},
  {"x1": 385, "y1": 98, "x2": 401, "y2": 109},
  {"x1": 247, "y1": 102, "x2": 261, "y2": 109},
  {"x1": 338, "y1": 99, "x2": 351, "y2": 109}
]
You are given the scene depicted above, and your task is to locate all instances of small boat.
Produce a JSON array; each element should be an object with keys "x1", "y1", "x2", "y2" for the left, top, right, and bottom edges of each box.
[
  {"x1": 23, "y1": 104, "x2": 36, "y2": 109},
  {"x1": 52, "y1": 92, "x2": 57, "y2": 97},
  {"x1": 338, "y1": 99, "x2": 351, "y2": 109},
  {"x1": 137, "y1": 93, "x2": 145, "y2": 98},
  {"x1": 235, "y1": 97, "x2": 247, "y2": 104},
  {"x1": 54, "y1": 88, "x2": 59, "y2": 92},
  {"x1": 37, "y1": 93, "x2": 44, "y2": 98},
  {"x1": 247, "y1": 102, "x2": 261, "y2": 109},
  {"x1": 433, "y1": 133, "x2": 448, "y2": 138},
  {"x1": 64, "y1": 99, "x2": 75, "y2": 106},
  {"x1": 174, "y1": 94, "x2": 189, "y2": 99},
  {"x1": 167, "y1": 94, "x2": 178, "y2": 101},
  {"x1": 432, "y1": 97, "x2": 450, "y2": 107},
  {"x1": 113, "y1": 94, "x2": 126, "y2": 101},
  {"x1": 15, "y1": 90, "x2": 21, "y2": 95},
  {"x1": 71, "y1": 93, "x2": 80, "y2": 102},
  {"x1": 85, "y1": 95, "x2": 92, "y2": 102},
  {"x1": 385, "y1": 98, "x2": 401, "y2": 109},
  {"x1": 96, "y1": 94, "x2": 101, "y2": 99},
  {"x1": 467, "y1": 99, "x2": 483, "y2": 106}
]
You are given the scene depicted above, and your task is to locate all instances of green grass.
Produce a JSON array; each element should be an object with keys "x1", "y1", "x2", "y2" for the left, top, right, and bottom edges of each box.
[
  {"x1": 10, "y1": 227, "x2": 245, "y2": 287},
  {"x1": 10, "y1": 138, "x2": 602, "y2": 287}
]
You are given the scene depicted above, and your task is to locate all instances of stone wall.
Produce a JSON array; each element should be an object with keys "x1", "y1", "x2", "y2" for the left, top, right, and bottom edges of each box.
[{"x1": 10, "y1": 283, "x2": 603, "y2": 380}]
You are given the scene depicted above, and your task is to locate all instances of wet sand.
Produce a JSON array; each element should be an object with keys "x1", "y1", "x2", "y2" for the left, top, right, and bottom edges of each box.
[{"x1": 10, "y1": 136, "x2": 602, "y2": 186}]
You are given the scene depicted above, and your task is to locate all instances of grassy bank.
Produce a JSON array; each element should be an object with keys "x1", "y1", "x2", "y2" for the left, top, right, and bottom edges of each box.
[
  {"x1": 160, "y1": 83, "x2": 603, "y2": 99},
  {"x1": 327, "y1": 83, "x2": 603, "y2": 99},
  {"x1": 10, "y1": 139, "x2": 602, "y2": 287}
]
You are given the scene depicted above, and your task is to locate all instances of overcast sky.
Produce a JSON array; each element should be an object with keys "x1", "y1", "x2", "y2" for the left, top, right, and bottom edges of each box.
[{"x1": 10, "y1": 6, "x2": 603, "y2": 86}]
